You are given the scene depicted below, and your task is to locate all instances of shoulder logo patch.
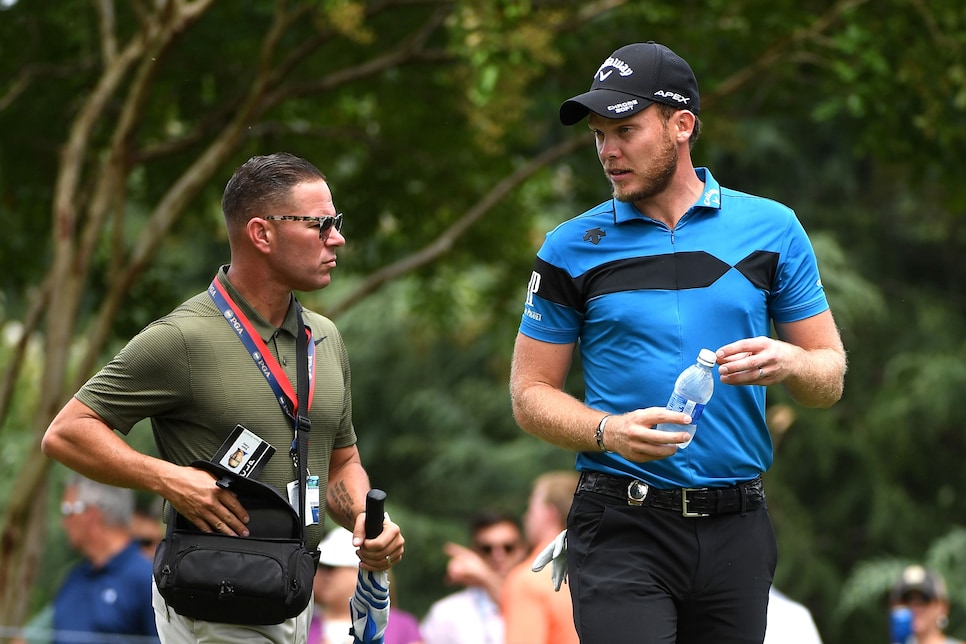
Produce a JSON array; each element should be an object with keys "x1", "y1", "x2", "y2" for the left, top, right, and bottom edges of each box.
[{"x1": 583, "y1": 227, "x2": 606, "y2": 245}]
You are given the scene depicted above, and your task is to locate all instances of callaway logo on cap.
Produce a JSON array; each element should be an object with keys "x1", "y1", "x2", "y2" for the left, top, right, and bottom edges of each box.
[{"x1": 559, "y1": 41, "x2": 700, "y2": 126}]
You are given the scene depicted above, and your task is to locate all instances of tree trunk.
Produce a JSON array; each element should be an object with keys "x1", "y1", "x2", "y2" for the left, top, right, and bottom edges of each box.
[{"x1": 0, "y1": 444, "x2": 50, "y2": 631}]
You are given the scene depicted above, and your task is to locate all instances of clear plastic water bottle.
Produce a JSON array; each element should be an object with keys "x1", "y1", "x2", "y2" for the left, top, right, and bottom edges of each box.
[{"x1": 655, "y1": 349, "x2": 716, "y2": 449}]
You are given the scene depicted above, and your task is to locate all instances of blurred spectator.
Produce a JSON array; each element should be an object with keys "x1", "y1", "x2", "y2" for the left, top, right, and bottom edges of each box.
[
  {"x1": 764, "y1": 587, "x2": 822, "y2": 644},
  {"x1": 421, "y1": 510, "x2": 526, "y2": 644},
  {"x1": 502, "y1": 470, "x2": 580, "y2": 644},
  {"x1": 309, "y1": 527, "x2": 422, "y2": 644},
  {"x1": 51, "y1": 475, "x2": 158, "y2": 643},
  {"x1": 890, "y1": 565, "x2": 964, "y2": 644}
]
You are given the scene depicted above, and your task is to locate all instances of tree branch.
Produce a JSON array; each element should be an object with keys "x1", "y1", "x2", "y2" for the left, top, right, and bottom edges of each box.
[
  {"x1": 326, "y1": 134, "x2": 585, "y2": 318},
  {"x1": 43, "y1": 27, "x2": 149, "y2": 407},
  {"x1": 260, "y1": 5, "x2": 451, "y2": 108},
  {"x1": 0, "y1": 61, "x2": 96, "y2": 113},
  {"x1": 130, "y1": 1, "x2": 454, "y2": 164},
  {"x1": 0, "y1": 70, "x2": 32, "y2": 113},
  {"x1": 0, "y1": 279, "x2": 51, "y2": 432},
  {"x1": 710, "y1": 0, "x2": 872, "y2": 103},
  {"x1": 91, "y1": 0, "x2": 218, "y2": 282},
  {"x1": 93, "y1": 0, "x2": 119, "y2": 62},
  {"x1": 75, "y1": 0, "x2": 283, "y2": 381}
]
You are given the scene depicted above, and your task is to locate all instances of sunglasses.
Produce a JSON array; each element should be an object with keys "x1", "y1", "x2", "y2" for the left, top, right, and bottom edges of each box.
[
  {"x1": 475, "y1": 542, "x2": 520, "y2": 556},
  {"x1": 60, "y1": 501, "x2": 87, "y2": 517},
  {"x1": 263, "y1": 213, "x2": 344, "y2": 240}
]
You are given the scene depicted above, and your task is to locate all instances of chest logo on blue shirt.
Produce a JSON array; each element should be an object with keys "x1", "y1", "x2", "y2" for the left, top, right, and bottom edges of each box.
[{"x1": 583, "y1": 227, "x2": 606, "y2": 245}]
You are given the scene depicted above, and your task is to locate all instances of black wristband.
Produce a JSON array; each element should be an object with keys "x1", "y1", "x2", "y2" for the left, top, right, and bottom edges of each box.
[{"x1": 595, "y1": 415, "x2": 611, "y2": 452}]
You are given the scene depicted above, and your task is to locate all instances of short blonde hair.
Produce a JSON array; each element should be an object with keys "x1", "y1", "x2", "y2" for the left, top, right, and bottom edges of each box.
[{"x1": 534, "y1": 471, "x2": 580, "y2": 523}]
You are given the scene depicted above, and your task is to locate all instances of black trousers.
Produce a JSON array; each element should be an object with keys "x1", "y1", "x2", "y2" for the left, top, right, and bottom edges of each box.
[{"x1": 567, "y1": 486, "x2": 777, "y2": 644}]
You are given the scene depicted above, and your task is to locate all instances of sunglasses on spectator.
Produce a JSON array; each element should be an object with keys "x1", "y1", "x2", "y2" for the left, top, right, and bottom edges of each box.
[
  {"x1": 60, "y1": 501, "x2": 87, "y2": 517},
  {"x1": 475, "y1": 542, "x2": 520, "y2": 556},
  {"x1": 263, "y1": 214, "x2": 344, "y2": 240}
]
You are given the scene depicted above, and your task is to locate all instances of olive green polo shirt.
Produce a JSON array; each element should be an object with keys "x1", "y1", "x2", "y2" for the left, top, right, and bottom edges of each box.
[{"x1": 76, "y1": 266, "x2": 356, "y2": 549}]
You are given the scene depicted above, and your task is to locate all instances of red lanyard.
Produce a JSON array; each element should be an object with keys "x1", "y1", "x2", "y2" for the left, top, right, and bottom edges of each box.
[{"x1": 208, "y1": 278, "x2": 315, "y2": 423}]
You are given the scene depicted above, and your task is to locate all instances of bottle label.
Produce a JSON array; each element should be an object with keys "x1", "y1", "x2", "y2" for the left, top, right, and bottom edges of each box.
[
  {"x1": 666, "y1": 392, "x2": 706, "y2": 423},
  {"x1": 686, "y1": 401, "x2": 706, "y2": 423}
]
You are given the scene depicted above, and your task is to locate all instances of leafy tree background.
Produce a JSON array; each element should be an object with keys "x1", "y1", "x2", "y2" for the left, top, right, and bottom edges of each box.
[{"x1": 1, "y1": 1, "x2": 965, "y2": 642}]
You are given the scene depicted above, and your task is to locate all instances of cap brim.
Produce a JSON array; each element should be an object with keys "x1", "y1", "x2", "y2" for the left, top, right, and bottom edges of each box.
[
  {"x1": 559, "y1": 89, "x2": 655, "y2": 125},
  {"x1": 893, "y1": 584, "x2": 940, "y2": 603}
]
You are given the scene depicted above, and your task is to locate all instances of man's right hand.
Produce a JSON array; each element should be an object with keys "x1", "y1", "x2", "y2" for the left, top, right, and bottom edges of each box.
[
  {"x1": 167, "y1": 465, "x2": 250, "y2": 537},
  {"x1": 43, "y1": 400, "x2": 252, "y2": 537},
  {"x1": 601, "y1": 410, "x2": 691, "y2": 462}
]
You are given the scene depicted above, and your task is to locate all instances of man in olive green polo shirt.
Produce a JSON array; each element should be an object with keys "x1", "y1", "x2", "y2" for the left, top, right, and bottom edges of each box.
[{"x1": 43, "y1": 152, "x2": 405, "y2": 643}]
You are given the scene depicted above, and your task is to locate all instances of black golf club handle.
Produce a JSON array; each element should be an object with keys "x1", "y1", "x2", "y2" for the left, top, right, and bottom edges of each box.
[{"x1": 365, "y1": 489, "x2": 387, "y2": 539}]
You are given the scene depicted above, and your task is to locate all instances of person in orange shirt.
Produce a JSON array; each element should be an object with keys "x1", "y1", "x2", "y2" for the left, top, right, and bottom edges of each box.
[{"x1": 501, "y1": 471, "x2": 581, "y2": 644}]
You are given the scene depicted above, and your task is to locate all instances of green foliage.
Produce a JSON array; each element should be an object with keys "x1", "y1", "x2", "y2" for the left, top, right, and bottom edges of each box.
[
  {"x1": 837, "y1": 529, "x2": 966, "y2": 637},
  {"x1": 2, "y1": 0, "x2": 966, "y2": 640},
  {"x1": 339, "y1": 280, "x2": 574, "y2": 613}
]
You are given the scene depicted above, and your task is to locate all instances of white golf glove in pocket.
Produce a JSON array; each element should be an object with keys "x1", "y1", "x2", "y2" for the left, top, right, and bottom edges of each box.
[{"x1": 531, "y1": 528, "x2": 568, "y2": 591}]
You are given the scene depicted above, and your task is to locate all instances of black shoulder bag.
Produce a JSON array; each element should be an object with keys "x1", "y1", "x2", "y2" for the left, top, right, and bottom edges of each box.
[{"x1": 153, "y1": 306, "x2": 317, "y2": 625}]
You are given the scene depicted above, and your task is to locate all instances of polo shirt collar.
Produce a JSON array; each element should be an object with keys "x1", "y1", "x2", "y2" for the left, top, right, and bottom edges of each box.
[
  {"x1": 611, "y1": 167, "x2": 722, "y2": 224},
  {"x1": 216, "y1": 265, "x2": 300, "y2": 342},
  {"x1": 691, "y1": 167, "x2": 721, "y2": 210}
]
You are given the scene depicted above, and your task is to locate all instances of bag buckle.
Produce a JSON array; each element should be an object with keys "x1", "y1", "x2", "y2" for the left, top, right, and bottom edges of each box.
[
  {"x1": 681, "y1": 488, "x2": 710, "y2": 517},
  {"x1": 626, "y1": 480, "x2": 648, "y2": 506}
]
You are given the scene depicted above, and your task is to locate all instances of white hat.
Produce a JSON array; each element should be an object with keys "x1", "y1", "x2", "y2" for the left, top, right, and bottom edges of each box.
[{"x1": 317, "y1": 527, "x2": 360, "y2": 568}]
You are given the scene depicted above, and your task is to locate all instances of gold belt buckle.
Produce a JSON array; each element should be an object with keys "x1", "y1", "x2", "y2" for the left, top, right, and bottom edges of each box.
[{"x1": 681, "y1": 488, "x2": 710, "y2": 517}]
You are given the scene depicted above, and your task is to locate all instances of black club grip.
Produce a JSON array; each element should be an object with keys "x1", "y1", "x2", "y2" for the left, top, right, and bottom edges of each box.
[{"x1": 364, "y1": 489, "x2": 387, "y2": 539}]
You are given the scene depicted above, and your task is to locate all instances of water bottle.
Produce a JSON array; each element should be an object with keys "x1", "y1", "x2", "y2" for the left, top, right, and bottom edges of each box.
[
  {"x1": 889, "y1": 605, "x2": 914, "y2": 644},
  {"x1": 655, "y1": 349, "x2": 716, "y2": 449}
]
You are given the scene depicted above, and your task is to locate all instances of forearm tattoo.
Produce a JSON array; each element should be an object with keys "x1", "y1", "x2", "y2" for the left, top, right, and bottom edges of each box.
[{"x1": 328, "y1": 480, "x2": 356, "y2": 524}]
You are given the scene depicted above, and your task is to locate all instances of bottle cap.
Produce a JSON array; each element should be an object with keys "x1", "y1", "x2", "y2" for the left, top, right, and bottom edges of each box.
[{"x1": 697, "y1": 348, "x2": 716, "y2": 367}]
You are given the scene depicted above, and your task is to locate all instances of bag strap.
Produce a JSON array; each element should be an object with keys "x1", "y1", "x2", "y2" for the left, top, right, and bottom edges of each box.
[{"x1": 294, "y1": 302, "x2": 311, "y2": 542}]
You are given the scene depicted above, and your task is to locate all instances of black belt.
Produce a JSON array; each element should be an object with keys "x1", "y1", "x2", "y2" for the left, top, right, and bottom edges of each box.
[{"x1": 577, "y1": 471, "x2": 765, "y2": 517}]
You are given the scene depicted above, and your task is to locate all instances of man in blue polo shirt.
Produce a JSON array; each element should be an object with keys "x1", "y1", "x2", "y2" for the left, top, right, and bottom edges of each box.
[
  {"x1": 510, "y1": 41, "x2": 846, "y2": 644},
  {"x1": 54, "y1": 476, "x2": 158, "y2": 643}
]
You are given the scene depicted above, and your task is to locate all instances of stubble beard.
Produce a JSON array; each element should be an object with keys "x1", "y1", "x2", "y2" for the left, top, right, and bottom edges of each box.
[{"x1": 610, "y1": 131, "x2": 678, "y2": 203}]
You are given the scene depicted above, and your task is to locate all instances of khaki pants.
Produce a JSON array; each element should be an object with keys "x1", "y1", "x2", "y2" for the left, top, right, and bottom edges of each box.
[{"x1": 152, "y1": 579, "x2": 313, "y2": 643}]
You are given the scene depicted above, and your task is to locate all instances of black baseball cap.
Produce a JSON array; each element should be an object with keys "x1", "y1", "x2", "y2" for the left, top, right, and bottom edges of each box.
[
  {"x1": 890, "y1": 565, "x2": 948, "y2": 603},
  {"x1": 559, "y1": 41, "x2": 700, "y2": 126}
]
